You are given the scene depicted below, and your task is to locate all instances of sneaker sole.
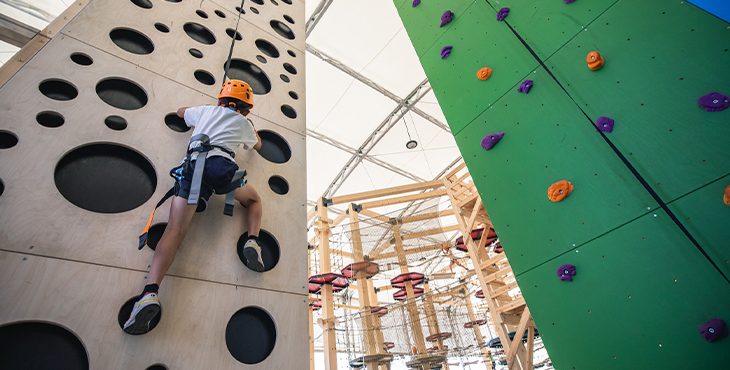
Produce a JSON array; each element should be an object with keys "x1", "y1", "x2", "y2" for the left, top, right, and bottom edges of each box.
[
  {"x1": 123, "y1": 305, "x2": 160, "y2": 335},
  {"x1": 243, "y1": 247, "x2": 265, "y2": 272}
]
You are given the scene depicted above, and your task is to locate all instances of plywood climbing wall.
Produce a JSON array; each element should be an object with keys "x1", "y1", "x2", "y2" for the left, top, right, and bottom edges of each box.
[
  {"x1": 0, "y1": 0, "x2": 307, "y2": 369},
  {"x1": 395, "y1": 0, "x2": 730, "y2": 369}
]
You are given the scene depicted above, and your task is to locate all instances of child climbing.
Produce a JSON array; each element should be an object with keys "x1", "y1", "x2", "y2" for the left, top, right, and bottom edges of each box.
[
  {"x1": 123, "y1": 79, "x2": 264, "y2": 335},
  {"x1": 442, "y1": 244, "x2": 470, "y2": 273}
]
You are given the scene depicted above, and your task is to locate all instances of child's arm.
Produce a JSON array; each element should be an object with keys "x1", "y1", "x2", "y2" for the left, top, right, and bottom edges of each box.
[
  {"x1": 176, "y1": 107, "x2": 188, "y2": 118},
  {"x1": 248, "y1": 117, "x2": 263, "y2": 151}
]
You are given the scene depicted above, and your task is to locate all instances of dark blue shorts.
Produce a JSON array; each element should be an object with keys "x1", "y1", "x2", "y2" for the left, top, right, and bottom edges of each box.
[{"x1": 176, "y1": 156, "x2": 239, "y2": 201}]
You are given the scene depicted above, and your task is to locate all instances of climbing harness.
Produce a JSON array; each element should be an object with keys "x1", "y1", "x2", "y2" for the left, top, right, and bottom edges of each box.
[{"x1": 138, "y1": 134, "x2": 247, "y2": 250}]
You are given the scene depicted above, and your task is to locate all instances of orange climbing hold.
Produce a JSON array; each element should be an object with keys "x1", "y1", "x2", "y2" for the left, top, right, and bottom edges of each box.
[
  {"x1": 587, "y1": 51, "x2": 604, "y2": 71},
  {"x1": 477, "y1": 67, "x2": 492, "y2": 80},
  {"x1": 548, "y1": 180, "x2": 573, "y2": 202},
  {"x1": 724, "y1": 185, "x2": 730, "y2": 206}
]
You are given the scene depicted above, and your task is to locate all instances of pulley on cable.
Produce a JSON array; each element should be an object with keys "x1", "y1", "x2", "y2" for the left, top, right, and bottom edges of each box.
[{"x1": 402, "y1": 107, "x2": 418, "y2": 149}]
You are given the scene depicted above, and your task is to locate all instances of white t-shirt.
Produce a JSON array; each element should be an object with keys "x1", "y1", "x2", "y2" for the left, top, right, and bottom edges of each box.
[{"x1": 183, "y1": 105, "x2": 258, "y2": 161}]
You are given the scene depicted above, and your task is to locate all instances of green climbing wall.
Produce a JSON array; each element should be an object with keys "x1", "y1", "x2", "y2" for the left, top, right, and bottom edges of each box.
[{"x1": 395, "y1": 0, "x2": 730, "y2": 368}]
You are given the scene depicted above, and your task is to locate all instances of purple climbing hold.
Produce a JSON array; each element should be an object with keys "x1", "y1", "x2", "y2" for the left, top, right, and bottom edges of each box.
[
  {"x1": 518, "y1": 80, "x2": 534, "y2": 94},
  {"x1": 440, "y1": 10, "x2": 454, "y2": 27},
  {"x1": 441, "y1": 46, "x2": 453, "y2": 59},
  {"x1": 496, "y1": 8, "x2": 510, "y2": 21},
  {"x1": 564, "y1": 0, "x2": 577, "y2": 4},
  {"x1": 557, "y1": 264, "x2": 576, "y2": 282},
  {"x1": 412, "y1": 0, "x2": 420, "y2": 7},
  {"x1": 698, "y1": 92, "x2": 729, "y2": 112},
  {"x1": 596, "y1": 116, "x2": 614, "y2": 133},
  {"x1": 480, "y1": 132, "x2": 504, "y2": 151},
  {"x1": 698, "y1": 318, "x2": 729, "y2": 342}
]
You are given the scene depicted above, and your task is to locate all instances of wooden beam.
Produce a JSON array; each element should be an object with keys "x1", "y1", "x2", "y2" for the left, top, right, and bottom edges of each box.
[
  {"x1": 0, "y1": 14, "x2": 39, "y2": 48},
  {"x1": 317, "y1": 198, "x2": 337, "y2": 370},
  {"x1": 506, "y1": 307, "x2": 531, "y2": 365},
  {"x1": 360, "y1": 189, "x2": 447, "y2": 209},
  {"x1": 399, "y1": 209, "x2": 455, "y2": 224},
  {"x1": 443, "y1": 162, "x2": 466, "y2": 180},
  {"x1": 373, "y1": 243, "x2": 445, "y2": 261},
  {"x1": 496, "y1": 297, "x2": 526, "y2": 315},
  {"x1": 330, "y1": 180, "x2": 444, "y2": 205}
]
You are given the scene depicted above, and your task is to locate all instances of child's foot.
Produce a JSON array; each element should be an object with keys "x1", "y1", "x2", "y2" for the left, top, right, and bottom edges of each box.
[
  {"x1": 243, "y1": 239, "x2": 265, "y2": 272},
  {"x1": 123, "y1": 292, "x2": 161, "y2": 335}
]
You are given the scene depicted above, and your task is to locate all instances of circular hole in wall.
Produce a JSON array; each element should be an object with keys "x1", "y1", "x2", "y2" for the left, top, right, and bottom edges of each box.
[
  {"x1": 39, "y1": 79, "x2": 78, "y2": 101},
  {"x1": 280, "y1": 105, "x2": 296, "y2": 119},
  {"x1": 70, "y1": 52, "x2": 93, "y2": 65},
  {"x1": 146, "y1": 365, "x2": 168, "y2": 370},
  {"x1": 117, "y1": 297, "x2": 162, "y2": 334},
  {"x1": 0, "y1": 179, "x2": 4, "y2": 197},
  {"x1": 279, "y1": 74, "x2": 289, "y2": 83},
  {"x1": 196, "y1": 10, "x2": 208, "y2": 18},
  {"x1": 104, "y1": 115, "x2": 128, "y2": 130},
  {"x1": 184, "y1": 22, "x2": 216, "y2": 44},
  {"x1": 226, "y1": 307, "x2": 277, "y2": 364},
  {"x1": 268, "y1": 175, "x2": 289, "y2": 195},
  {"x1": 235, "y1": 6, "x2": 246, "y2": 14},
  {"x1": 270, "y1": 20, "x2": 295, "y2": 39},
  {"x1": 215, "y1": 10, "x2": 226, "y2": 18},
  {"x1": 36, "y1": 111, "x2": 65, "y2": 128},
  {"x1": 145, "y1": 223, "x2": 167, "y2": 250},
  {"x1": 109, "y1": 28, "x2": 154, "y2": 55},
  {"x1": 131, "y1": 0, "x2": 153, "y2": 9},
  {"x1": 283, "y1": 14, "x2": 294, "y2": 24},
  {"x1": 287, "y1": 50, "x2": 296, "y2": 57},
  {"x1": 237, "y1": 230, "x2": 280, "y2": 272},
  {"x1": 154, "y1": 23, "x2": 170, "y2": 33},
  {"x1": 251, "y1": 0, "x2": 264, "y2": 4},
  {"x1": 224, "y1": 59, "x2": 271, "y2": 94},
  {"x1": 165, "y1": 113, "x2": 189, "y2": 132},
  {"x1": 282, "y1": 0, "x2": 292, "y2": 4},
  {"x1": 257, "y1": 130, "x2": 291, "y2": 163},
  {"x1": 96, "y1": 78, "x2": 148, "y2": 110},
  {"x1": 0, "y1": 131, "x2": 18, "y2": 149},
  {"x1": 0, "y1": 322, "x2": 89, "y2": 370},
  {"x1": 283, "y1": 63, "x2": 297, "y2": 74},
  {"x1": 288, "y1": 91, "x2": 298, "y2": 100},
  {"x1": 226, "y1": 28, "x2": 243, "y2": 41},
  {"x1": 255, "y1": 39, "x2": 279, "y2": 58},
  {"x1": 194, "y1": 70, "x2": 216, "y2": 85},
  {"x1": 256, "y1": 55, "x2": 267, "y2": 63},
  {"x1": 189, "y1": 48, "x2": 203, "y2": 58},
  {"x1": 165, "y1": 0, "x2": 181, "y2": 2},
  {"x1": 270, "y1": 0, "x2": 279, "y2": 5},
  {"x1": 55, "y1": 143, "x2": 157, "y2": 213},
  {"x1": 250, "y1": 7, "x2": 259, "y2": 14}
]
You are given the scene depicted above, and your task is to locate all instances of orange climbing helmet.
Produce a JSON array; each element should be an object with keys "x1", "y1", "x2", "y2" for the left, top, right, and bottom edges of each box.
[{"x1": 219, "y1": 79, "x2": 254, "y2": 109}]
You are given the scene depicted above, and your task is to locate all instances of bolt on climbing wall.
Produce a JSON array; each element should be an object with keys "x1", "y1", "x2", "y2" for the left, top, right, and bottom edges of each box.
[
  {"x1": 0, "y1": 0, "x2": 307, "y2": 369},
  {"x1": 395, "y1": 0, "x2": 730, "y2": 369}
]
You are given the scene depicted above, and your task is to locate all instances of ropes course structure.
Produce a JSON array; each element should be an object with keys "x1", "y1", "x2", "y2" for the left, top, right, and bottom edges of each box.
[{"x1": 308, "y1": 162, "x2": 551, "y2": 370}]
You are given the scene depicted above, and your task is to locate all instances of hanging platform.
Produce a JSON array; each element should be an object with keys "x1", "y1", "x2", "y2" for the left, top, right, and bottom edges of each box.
[
  {"x1": 463, "y1": 319, "x2": 487, "y2": 328},
  {"x1": 475, "y1": 289, "x2": 485, "y2": 299},
  {"x1": 382, "y1": 341, "x2": 395, "y2": 351},
  {"x1": 349, "y1": 353, "x2": 394, "y2": 368},
  {"x1": 393, "y1": 287, "x2": 424, "y2": 300},
  {"x1": 390, "y1": 272, "x2": 426, "y2": 288},
  {"x1": 425, "y1": 332, "x2": 452, "y2": 342},
  {"x1": 427, "y1": 345, "x2": 448, "y2": 354},
  {"x1": 341, "y1": 261, "x2": 379, "y2": 279},
  {"x1": 455, "y1": 227, "x2": 497, "y2": 252},
  {"x1": 406, "y1": 354, "x2": 446, "y2": 368},
  {"x1": 309, "y1": 301, "x2": 322, "y2": 311},
  {"x1": 308, "y1": 273, "x2": 349, "y2": 294},
  {"x1": 370, "y1": 306, "x2": 388, "y2": 317}
]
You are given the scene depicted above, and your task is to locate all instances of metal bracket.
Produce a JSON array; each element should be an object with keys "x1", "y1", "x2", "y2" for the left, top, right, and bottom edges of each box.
[
  {"x1": 322, "y1": 196, "x2": 333, "y2": 207},
  {"x1": 351, "y1": 203, "x2": 362, "y2": 213}
]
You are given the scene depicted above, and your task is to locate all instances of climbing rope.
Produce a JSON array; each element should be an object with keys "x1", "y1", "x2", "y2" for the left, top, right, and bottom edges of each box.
[{"x1": 223, "y1": 0, "x2": 246, "y2": 82}]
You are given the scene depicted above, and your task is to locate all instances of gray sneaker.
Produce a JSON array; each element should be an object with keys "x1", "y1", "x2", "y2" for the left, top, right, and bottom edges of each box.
[
  {"x1": 123, "y1": 293, "x2": 160, "y2": 335},
  {"x1": 243, "y1": 239, "x2": 265, "y2": 272}
]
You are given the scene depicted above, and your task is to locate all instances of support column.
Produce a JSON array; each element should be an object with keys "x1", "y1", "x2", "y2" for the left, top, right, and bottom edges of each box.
[
  {"x1": 422, "y1": 282, "x2": 447, "y2": 369},
  {"x1": 465, "y1": 293, "x2": 492, "y2": 368},
  {"x1": 349, "y1": 204, "x2": 378, "y2": 370},
  {"x1": 308, "y1": 248, "x2": 315, "y2": 370},
  {"x1": 392, "y1": 219, "x2": 427, "y2": 355},
  {"x1": 316, "y1": 198, "x2": 337, "y2": 370}
]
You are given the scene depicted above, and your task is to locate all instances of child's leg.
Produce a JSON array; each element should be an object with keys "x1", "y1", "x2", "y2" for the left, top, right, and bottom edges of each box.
[
  {"x1": 234, "y1": 183, "x2": 262, "y2": 237},
  {"x1": 147, "y1": 195, "x2": 198, "y2": 285},
  {"x1": 235, "y1": 184, "x2": 264, "y2": 271}
]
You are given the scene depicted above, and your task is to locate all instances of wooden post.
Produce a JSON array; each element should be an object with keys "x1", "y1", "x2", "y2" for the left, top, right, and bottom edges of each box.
[
  {"x1": 392, "y1": 220, "x2": 427, "y2": 355},
  {"x1": 317, "y1": 198, "x2": 337, "y2": 370},
  {"x1": 349, "y1": 204, "x2": 378, "y2": 370},
  {"x1": 465, "y1": 293, "x2": 492, "y2": 367},
  {"x1": 308, "y1": 248, "x2": 316, "y2": 370}
]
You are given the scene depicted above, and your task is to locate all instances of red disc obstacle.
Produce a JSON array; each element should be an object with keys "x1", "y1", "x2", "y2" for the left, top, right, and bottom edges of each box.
[
  {"x1": 341, "y1": 261, "x2": 379, "y2": 278},
  {"x1": 370, "y1": 306, "x2": 388, "y2": 317},
  {"x1": 455, "y1": 228, "x2": 497, "y2": 252},
  {"x1": 393, "y1": 287, "x2": 424, "y2": 300},
  {"x1": 425, "y1": 332, "x2": 452, "y2": 342},
  {"x1": 390, "y1": 272, "x2": 425, "y2": 288},
  {"x1": 308, "y1": 273, "x2": 349, "y2": 294}
]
